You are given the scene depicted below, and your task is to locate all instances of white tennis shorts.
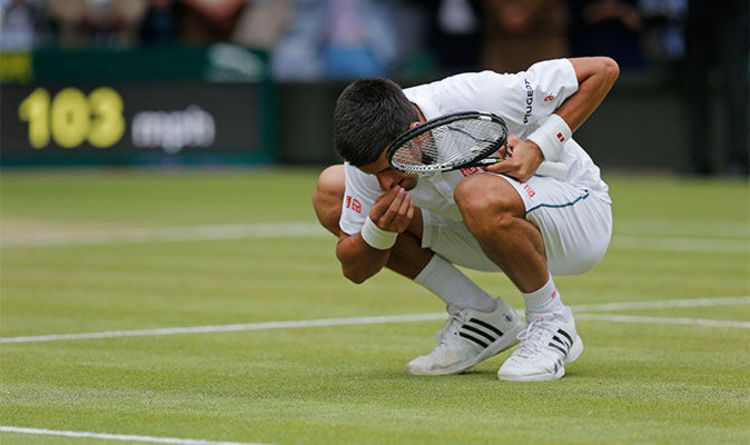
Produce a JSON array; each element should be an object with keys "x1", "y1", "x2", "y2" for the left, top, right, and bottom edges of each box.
[{"x1": 421, "y1": 175, "x2": 612, "y2": 276}]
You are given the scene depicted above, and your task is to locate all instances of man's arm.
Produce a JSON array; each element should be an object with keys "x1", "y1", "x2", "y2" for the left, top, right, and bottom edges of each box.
[
  {"x1": 336, "y1": 233, "x2": 390, "y2": 284},
  {"x1": 486, "y1": 56, "x2": 620, "y2": 181},
  {"x1": 556, "y1": 57, "x2": 621, "y2": 132},
  {"x1": 336, "y1": 186, "x2": 414, "y2": 284}
]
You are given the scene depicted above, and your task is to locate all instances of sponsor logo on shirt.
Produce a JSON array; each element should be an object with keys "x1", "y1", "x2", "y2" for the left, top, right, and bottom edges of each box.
[
  {"x1": 345, "y1": 195, "x2": 362, "y2": 213},
  {"x1": 523, "y1": 78, "x2": 534, "y2": 124},
  {"x1": 557, "y1": 132, "x2": 565, "y2": 143},
  {"x1": 544, "y1": 95, "x2": 555, "y2": 102},
  {"x1": 523, "y1": 183, "x2": 536, "y2": 198},
  {"x1": 459, "y1": 167, "x2": 482, "y2": 176}
]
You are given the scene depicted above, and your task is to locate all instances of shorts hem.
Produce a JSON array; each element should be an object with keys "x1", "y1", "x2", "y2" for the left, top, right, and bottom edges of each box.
[{"x1": 525, "y1": 190, "x2": 591, "y2": 215}]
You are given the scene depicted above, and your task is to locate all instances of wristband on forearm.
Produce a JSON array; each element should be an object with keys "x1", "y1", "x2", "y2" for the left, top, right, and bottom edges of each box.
[
  {"x1": 360, "y1": 217, "x2": 397, "y2": 250},
  {"x1": 526, "y1": 114, "x2": 572, "y2": 162}
]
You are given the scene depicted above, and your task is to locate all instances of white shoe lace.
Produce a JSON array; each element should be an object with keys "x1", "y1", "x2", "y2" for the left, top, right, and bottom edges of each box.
[
  {"x1": 513, "y1": 321, "x2": 555, "y2": 359},
  {"x1": 431, "y1": 311, "x2": 467, "y2": 352}
]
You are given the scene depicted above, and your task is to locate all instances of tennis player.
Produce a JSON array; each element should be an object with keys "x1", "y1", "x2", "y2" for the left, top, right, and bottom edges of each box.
[{"x1": 312, "y1": 57, "x2": 618, "y2": 381}]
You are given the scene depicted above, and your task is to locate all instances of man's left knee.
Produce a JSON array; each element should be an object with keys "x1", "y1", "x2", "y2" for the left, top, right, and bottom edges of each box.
[{"x1": 312, "y1": 165, "x2": 345, "y2": 236}]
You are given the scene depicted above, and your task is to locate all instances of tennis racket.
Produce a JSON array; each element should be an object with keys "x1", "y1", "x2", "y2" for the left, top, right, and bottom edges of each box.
[{"x1": 386, "y1": 111, "x2": 568, "y2": 179}]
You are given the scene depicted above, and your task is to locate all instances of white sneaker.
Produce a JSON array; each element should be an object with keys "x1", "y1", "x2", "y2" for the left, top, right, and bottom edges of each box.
[
  {"x1": 497, "y1": 310, "x2": 583, "y2": 382},
  {"x1": 406, "y1": 299, "x2": 525, "y2": 376}
]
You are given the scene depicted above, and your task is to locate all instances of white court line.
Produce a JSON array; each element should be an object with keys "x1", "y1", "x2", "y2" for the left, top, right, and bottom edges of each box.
[
  {"x1": 0, "y1": 426, "x2": 268, "y2": 445},
  {"x1": 575, "y1": 313, "x2": 750, "y2": 329},
  {"x1": 571, "y1": 296, "x2": 750, "y2": 312},
  {"x1": 2, "y1": 221, "x2": 749, "y2": 254},
  {"x1": 0, "y1": 313, "x2": 446, "y2": 344},
  {"x1": 1, "y1": 297, "x2": 748, "y2": 344}
]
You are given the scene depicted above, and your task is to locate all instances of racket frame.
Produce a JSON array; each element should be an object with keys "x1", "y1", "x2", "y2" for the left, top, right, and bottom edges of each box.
[{"x1": 385, "y1": 111, "x2": 508, "y2": 175}]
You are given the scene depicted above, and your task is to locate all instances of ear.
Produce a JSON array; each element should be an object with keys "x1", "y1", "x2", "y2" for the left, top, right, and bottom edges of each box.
[{"x1": 409, "y1": 121, "x2": 421, "y2": 129}]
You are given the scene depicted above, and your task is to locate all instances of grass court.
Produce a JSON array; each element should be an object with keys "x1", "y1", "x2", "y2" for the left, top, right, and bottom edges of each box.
[{"x1": 1, "y1": 169, "x2": 748, "y2": 444}]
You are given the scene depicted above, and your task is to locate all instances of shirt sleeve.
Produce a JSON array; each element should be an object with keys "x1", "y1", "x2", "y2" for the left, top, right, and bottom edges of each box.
[
  {"x1": 441, "y1": 59, "x2": 579, "y2": 133},
  {"x1": 339, "y1": 163, "x2": 380, "y2": 236},
  {"x1": 522, "y1": 58, "x2": 579, "y2": 123}
]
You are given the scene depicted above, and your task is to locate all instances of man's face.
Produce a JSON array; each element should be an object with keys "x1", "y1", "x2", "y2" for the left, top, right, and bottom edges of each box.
[
  {"x1": 359, "y1": 149, "x2": 419, "y2": 192},
  {"x1": 358, "y1": 111, "x2": 424, "y2": 191}
]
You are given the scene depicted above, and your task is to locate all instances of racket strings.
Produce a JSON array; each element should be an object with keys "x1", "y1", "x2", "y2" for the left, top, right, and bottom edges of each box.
[{"x1": 390, "y1": 118, "x2": 504, "y2": 169}]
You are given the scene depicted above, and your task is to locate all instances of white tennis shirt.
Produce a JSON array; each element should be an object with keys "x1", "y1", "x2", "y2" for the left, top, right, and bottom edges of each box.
[{"x1": 340, "y1": 59, "x2": 610, "y2": 236}]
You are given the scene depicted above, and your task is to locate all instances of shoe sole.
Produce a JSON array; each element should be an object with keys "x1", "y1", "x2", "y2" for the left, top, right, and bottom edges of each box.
[
  {"x1": 497, "y1": 335, "x2": 584, "y2": 382},
  {"x1": 406, "y1": 320, "x2": 526, "y2": 376}
]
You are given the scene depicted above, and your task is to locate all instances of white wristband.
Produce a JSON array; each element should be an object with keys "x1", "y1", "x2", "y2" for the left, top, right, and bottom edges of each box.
[
  {"x1": 360, "y1": 217, "x2": 397, "y2": 250},
  {"x1": 526, "y1": 114, "x2": 572, "y2": 162}
]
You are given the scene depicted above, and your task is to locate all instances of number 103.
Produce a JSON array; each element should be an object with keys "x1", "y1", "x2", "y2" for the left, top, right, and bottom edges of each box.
[{"x1": 18, "y1": 87, "x2": 126, "y2": 149}]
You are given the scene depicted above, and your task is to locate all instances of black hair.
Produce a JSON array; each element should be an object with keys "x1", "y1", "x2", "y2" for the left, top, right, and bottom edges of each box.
[{"x1": 333, "y1": 78, "x2": 418, "y2": 166}]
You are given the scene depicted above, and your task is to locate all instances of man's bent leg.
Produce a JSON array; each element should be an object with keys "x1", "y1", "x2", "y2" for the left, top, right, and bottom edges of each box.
[
  {"x1": 454, "y1": 174, "x2": 548, "y2": 293},
  {"x1": 454, "y1": 174, "x2": 583, "y2": 381},
  {"x1": 312, "y1": 165, "x2": 430, "y2": 277},
  {"x1": 313, "y1": 165, "x2": 498, "y2": 305},
  {"x1": 313, "y1": 166, "x2": 523, "y2": 375},
  {"x1": 312, "y1": 165, "x2": 347, "y2": 236}
]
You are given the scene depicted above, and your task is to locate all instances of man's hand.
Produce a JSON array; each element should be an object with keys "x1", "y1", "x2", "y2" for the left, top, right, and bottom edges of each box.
[
  {"x1": 335, "y1": 185, "x2": 414, "y2": 284},
  {"x1": 483, "y1": 136, "x2": 544, "y2": 182},
  {"x1": 370, "y1": 185, "x2": 414, "y2": 233}
]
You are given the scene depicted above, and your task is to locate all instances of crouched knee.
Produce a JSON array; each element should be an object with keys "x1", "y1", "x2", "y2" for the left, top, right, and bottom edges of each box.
[
  {"x1": 312, "y1": 165, "x2": 345, "y2": 235},
  {"x1": 454, "y1": 175, "x2": 523, "y2": 235}
]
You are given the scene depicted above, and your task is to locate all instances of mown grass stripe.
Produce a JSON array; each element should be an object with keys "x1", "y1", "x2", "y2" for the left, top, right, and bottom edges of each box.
[
  {"x1": 0, "y1": 222, "x2": 328, "y2": 247},
  {"x1": 610, "y1": 236, "x2": 750, "y2": 254},
  {"x1": 2, "y1": 221, "x2": 749, "y2": 254}
]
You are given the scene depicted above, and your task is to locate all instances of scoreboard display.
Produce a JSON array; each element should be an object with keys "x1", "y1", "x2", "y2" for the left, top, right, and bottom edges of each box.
[{"x1": 1, "y1": 82, "x2": 272, "y2": 166}]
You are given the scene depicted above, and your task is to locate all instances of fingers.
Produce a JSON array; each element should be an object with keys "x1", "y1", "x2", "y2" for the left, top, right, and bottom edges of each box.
[
  {"x1": 506, "y1": 135, "x2": 521, "y2": 152},
  {"x1": 397, "y1": 190, "x2": 411, "y2": 216},
  {"x1": 370, "y1": 186, "x2": 400, "y2": 219},
  {"x1": 482, "y1": 138, "x2": 543, "y2": 182},
  {"x1": 371, "y1": 186, "x2": 414, "y2": 233},
  {"x1": 483, "y1": 160, "x2": 533, "y2": 183},
  {"x1": 490, "y1": 160, "x2": 533, "y2": 182},
  {"x1": 497, "y1": 145, "x2": 509, "y2": 160},
  {"x1": 485, "y1": 136, "x2": 518, "y2": 174},
  {"x1": 381, "y1": 187, "x2": 412, "y2": 230},
  {"x1": 483, "y1": 158, "x2": 516, "y2": 175}
]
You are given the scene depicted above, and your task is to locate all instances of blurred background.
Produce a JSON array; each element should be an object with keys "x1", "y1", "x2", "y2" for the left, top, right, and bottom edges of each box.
[{"x1": 0, "y1": 0, "x2": 748, "y2": 176}]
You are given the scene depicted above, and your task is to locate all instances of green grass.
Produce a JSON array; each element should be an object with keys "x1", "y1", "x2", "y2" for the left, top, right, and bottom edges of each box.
[{"x1": 1, "y1": 169, "x2": 749, "y2": 444}]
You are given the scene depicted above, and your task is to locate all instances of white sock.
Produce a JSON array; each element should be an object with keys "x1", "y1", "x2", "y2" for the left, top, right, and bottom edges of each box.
[
  {"x1": 522, "y1": 274, "x2": 568, "y2": 321},
  {"x1": 414, "y1": 254, "x2": 498, "y2": 312}
]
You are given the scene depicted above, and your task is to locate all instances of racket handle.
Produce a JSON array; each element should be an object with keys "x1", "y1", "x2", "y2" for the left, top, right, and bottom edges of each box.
[{"x1": 536, "y1": 161, "x2": 568, "y2": 180}]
